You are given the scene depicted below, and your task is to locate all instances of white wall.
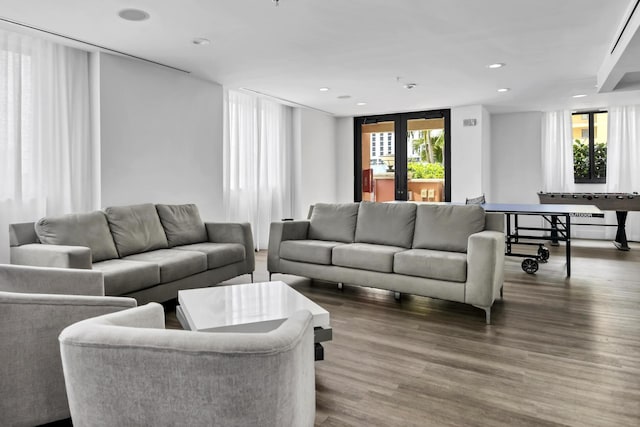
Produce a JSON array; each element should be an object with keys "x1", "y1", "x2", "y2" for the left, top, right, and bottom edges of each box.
[
  {"x1": 99, "y1": 53, "x2": 224, "y2": 221},
  {"x1": 481, "y1": 107, "x2": 491, "y2": 201},
  {"x1": 490, "y1": 112, "x2": 543, "y2": 204},
  {"x1": 294, "y1": 108, "x2": 338, "y2": 218},
  {"x1": 450, "y1": 105, "x2": 490, "y2": 202},
  {"x1": 335, "y1": 117, "x2": 354, "y2": 202}
]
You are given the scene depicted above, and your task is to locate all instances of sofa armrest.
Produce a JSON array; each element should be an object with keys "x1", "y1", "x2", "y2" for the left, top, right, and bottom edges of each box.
[
  {"x1": 0, "y1": 264, "x2": 105, "y2": 296},
  {"x1": 267, "y1": 221, "x2": 310, "y2": 274},
  {"x1": 205, "y1": 222, "x2": 255, "y2": 272},
  {"x1": 464, "y1": 230, "x2": 505, "y2": 308},
  {"x1": 10, "y1": 244, "x2": 92, "y2": 270}
]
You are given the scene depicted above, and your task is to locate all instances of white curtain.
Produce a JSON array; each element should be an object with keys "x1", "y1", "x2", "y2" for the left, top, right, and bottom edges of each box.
[
  {"x1": 0, "y1": 29, "x2": 96, "y2": 263},
  {"x1": 606, "y1": 105, "x2": 640, "y2": 241},
  {"x1": 223, "y1": 90, "x2": 294, "y2": 250},
  {"x1": 541, "y1": 110, "x2": 575, "y2": 192}
]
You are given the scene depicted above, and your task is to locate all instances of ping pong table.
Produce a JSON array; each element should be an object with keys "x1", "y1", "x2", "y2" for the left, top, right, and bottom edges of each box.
[{"x1": 480, "y1": 203, "x2": 604, "y2": 277}]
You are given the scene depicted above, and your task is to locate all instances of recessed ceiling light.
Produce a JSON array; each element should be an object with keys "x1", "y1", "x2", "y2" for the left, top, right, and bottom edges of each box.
[
  {"x1": 497, "y1": 88, "x2": 510, "y2": 92},
  {"x1": 356, "y1": 102, "x2": 367, "y2": 106},
  {"x1": 403, "y1": 83, "x2": 417, "y2": 89},
  {"x1": 572, "y1": 94, "x2": 587, "y2": 98},
  {"x1": 118, "y1": 9, "x2": 150, "y2": 22},
  {"x1": 487, "y1": 63, "x2": 505, "y2": 69},
  {"x1": 337, "y1": 95, "x2": 351, "y2": 99},
  {"x1": 192, "y1": 38, "x2": 211, "y2": 46},
  {"x1": 319, "y1": 87, "x2": 330, "y2": 92}
]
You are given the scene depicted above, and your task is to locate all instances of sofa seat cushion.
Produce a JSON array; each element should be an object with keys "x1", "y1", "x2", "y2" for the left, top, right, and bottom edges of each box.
[
  {"x1": 308, "y1": 203, "x2": 360, "y2": 243},
  {"x1": 280, "y1": 240, "x2": 346, "y2": 265},
  {"x1": 123, "y1": 249, "x2": 207, "y2": 283},
  {"x1": 92, "y1": 259, "x2": 160, "y2": 295},
  {"x1": 394, "y1": 249, "x2": 467, "y2": 282},
  {"x1": 156, "y1": 204, "x2": 208, "y2": 247},
  {"x1": 413, "y1": 204, "x2": 485, "y2": 253},
  {"x1": 175, "y1": 243, "x2": 245, "y2": 269},
  {"x1": 35, "y1": 211, "x2": 119, "y2": 263},
  {"x1": 355, "y1": 202, "x2": 417, "y2": 248},
  {"x1": 105, "y1": 203, "x2": 169, "y2": 257},
  {"x1": 332, "y1": 243, "x2": 407, "y2": 273}
]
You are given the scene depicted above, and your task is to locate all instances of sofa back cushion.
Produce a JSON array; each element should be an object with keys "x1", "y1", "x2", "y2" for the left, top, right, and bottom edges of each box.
[
  {"x1": 156, "y1": 204, "x2": 208, "y2": 247},
  {"x1": 308, "y1": 203, "x2": 360, "y2": 243},
  {"x1": 104, "y1": 204, "x2": 168, "y2": 257},
  {"x1": 355, "y1": 202, "x2": 417, "y2": 248},
  {"x1": 35, "y1": 211, "x2": 119, "y2": 262},
  {"x1": 412, "y1": 204, "x2": 485, "y2": 253}
]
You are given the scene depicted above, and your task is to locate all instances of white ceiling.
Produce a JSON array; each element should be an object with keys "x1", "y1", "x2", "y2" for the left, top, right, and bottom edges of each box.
[{"x1": 1, "y1": 0, "x2": 639, "y2": 117}]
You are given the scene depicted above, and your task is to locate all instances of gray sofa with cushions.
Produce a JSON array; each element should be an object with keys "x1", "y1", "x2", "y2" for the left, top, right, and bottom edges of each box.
[
  {"x1": 268, "y1": 202, "x2": 505, "y2": 323},
  {"x1": 9, "y1": 203, "x2": 255, "y2": 304}
]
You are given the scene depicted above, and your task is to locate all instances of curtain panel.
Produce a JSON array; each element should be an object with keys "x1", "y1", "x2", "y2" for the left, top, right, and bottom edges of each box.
[
  {"x1": 0, "y1": 29, "x2": 95, "y2": 263},
  {"x1": 223, "y1": 90, "x2": 294, "y2": 250},
  {"x1": 607, "y1": 105, "x2": 640, "y2": 241},
  {"x1": 541, "y1": 110, "x2": 575, "y2": 193}
]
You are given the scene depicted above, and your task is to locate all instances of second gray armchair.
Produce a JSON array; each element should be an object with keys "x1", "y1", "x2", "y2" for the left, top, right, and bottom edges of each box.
[{"x1": 59, "y1": 303, "x2": 316, "y2": 427}]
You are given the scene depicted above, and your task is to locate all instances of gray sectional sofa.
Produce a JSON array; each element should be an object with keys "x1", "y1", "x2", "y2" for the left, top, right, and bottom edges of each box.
[
  {"x1": 268, "y1": 202, "x2": 505, "y2": 323},
  {"x1": 9, "y1": 203, "x2": 254, "y2": 303}
]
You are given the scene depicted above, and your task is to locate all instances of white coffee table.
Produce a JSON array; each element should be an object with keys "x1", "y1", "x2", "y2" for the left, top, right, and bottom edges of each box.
[{"x1": 176, "y1": 281, "x2": 332, "y2": 360}]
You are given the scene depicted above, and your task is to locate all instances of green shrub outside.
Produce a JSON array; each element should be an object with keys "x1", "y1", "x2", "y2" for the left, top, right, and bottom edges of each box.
[
  {"x1": 573, "y1": 139, "x2": 606, "y2": 179},
  {"x1": 408, "y1": 162, "x2": 444, "y2": 179}
]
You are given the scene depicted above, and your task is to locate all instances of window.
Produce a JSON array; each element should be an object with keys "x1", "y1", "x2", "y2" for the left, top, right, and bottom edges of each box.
[{"x1": 572, "y1": 111, "x2": 607, "y2": 183}]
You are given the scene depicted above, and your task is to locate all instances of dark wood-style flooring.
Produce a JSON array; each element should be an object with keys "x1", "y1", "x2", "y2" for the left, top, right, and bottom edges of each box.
[{"x1": 168, "y1": 240, "x2": 640, "y2": 426}]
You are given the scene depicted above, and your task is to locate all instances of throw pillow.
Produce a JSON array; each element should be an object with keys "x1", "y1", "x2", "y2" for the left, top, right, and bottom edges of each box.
[
  {"x1": 412, "y1": 204, "x2": 485, "y2": 252},
  {"x1": 308, "y1": 203, "x2": 360, "y2": 243},
  {"x1": 104, "y1": 203, "x2": 169, "y2": 257},
  {"x1": 354, "y1": 202, "x2": 417, "y2": 248},
  {"x1": 35, "y1": 211, "x2": 119, "y2": 263},
  {"x1": 156, "y1": 204, "x2": 208, "y2": 247}
]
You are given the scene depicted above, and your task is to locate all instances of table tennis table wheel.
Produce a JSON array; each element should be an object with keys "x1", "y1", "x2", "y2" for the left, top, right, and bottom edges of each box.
[
  {"x1": 538, "y1": 246, "x2": 550, "y2": 263},
  {"x1": 522, "y1": 258, "x2": 539, "y2": 274}
]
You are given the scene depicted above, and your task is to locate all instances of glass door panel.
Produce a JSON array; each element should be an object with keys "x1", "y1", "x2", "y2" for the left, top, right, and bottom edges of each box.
[
  {"x1": 406, "y1": 118, "x2": 445, "y2": 202},
  {"x1": 361, "y1": 121, "x2": 396, "y2": 202}
]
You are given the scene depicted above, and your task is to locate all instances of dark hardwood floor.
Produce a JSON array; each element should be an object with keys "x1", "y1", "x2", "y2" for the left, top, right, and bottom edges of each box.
[{"x1": 165, "y1": 240, "x2": 640, "y2": 427}]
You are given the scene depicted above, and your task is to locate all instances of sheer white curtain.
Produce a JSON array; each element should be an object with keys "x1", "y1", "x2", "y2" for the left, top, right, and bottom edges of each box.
[
  {"x1": 541, "y1": 110, "x2": 575, "y2": 192},
  {"x1": 0, "y1": 29, "x2": 96, "y2": 263},
  {"x1": 223, "y1": 90, "x2": 294, "y2": 250},
  {"x1": 606, "y1": 105, "x2": 640, "y2": 241}
]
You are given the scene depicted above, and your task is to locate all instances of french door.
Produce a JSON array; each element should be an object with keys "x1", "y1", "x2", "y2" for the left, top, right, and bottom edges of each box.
[{"x1": 354, "y1": 109, "x2": 451, "y2": 202}]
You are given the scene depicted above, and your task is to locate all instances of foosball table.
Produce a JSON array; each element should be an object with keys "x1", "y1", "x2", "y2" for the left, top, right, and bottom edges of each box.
[{"x1": 538, "y1": 192, "x2": 640, "y2": 250}]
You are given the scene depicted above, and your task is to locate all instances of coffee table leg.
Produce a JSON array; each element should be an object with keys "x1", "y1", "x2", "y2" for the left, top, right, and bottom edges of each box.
[{"x1": 314, "y1": 343, "x2": 324, "y2": 361}]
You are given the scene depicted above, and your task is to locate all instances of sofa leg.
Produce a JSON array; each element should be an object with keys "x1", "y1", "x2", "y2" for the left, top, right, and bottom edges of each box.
[
  {"x1": 268, "y1": 272, "x2": 272, "y2": 281},
  {"x1": 394, "y1": 291, "x2": 401, "y2": 301},
  {"x1": 250, "y1": 273, "x2": 254, "y2": 283},
  {"x1": 337, "y1": 282, "x2": 343, "y2": 290},
  {"x1": 500, "y1": 286, "x2": 504, "y2": 299},
  {"x1": 472, "y1": 305, "x2": 491, "y2": 324}
]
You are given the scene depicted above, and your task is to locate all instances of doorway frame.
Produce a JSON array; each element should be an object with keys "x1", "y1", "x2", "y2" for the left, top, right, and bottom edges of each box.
[{"x1": 353, "y1": 109, "x2": 451, "y2": 202}]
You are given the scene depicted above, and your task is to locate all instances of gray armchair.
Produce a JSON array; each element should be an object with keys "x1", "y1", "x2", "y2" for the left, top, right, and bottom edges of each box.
[
  {"x1": 0, "y1": 264, "x2": 136, "y2": 426},
  {"x1": 59, "y1": 303, "x2": 316, "y2": 427}
]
